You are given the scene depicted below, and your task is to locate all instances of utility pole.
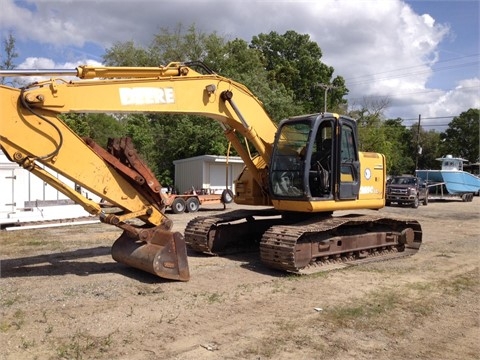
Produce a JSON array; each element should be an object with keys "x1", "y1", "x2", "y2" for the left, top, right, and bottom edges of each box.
[
  {"x1": 316, "y1": 84, "x2": 337, "y2": 113},
  {"x1": 415, "y1": 114, "x2": 421, "y2": 171}
]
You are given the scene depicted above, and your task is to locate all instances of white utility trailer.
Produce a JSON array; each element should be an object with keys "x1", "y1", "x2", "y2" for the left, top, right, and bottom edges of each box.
[{"x1": 0, "y1": 150, "x2": 100, "y2": 228}]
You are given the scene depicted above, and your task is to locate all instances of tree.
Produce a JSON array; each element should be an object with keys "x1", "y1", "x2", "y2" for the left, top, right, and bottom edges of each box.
[
  {"x1": 410, "y1": 124, "x2": 442, "y2": 170},
  {"x1": 149, "y1": 23, "x2": 223, "y2": 64},
  {"x1": 349, "y1": 97, "x2": 389, "y2": 154},
  {"x1": 440, "y1": 108, "x2": 479, "y2": 163},
  {"x1": 250, "y1": 30, "x2": 348, "y2": 113},
  {"x1": 0, "y1": 31, "x2": 18, "y2": 85},
  {"x1": 209, "y1": 38, "x2": 302, "y2": 122},
  {"x1": 103, "y1": 41, "x2": 153, "y2": 66},
  {"x1": 383, "y1": 118, "x2": 415, "y2": 175},
  {"x1": 62, "y1": 113, "x2": 125, "y2": 147}
]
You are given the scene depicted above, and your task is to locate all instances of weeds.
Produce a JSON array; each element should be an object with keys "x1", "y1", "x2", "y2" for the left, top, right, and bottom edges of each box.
[
  {"x1": 12, "y1": 309, "x2": 25, "y2": 330},
  {"x1": 195, "y1": 291, "x2": 224, "y2": 304},
  {"x1": 1, "y1": 294, "x2": 20, "y2": 307},
  {"x1": 440, "y1": 270, "x2": 478, "y2": 295},
  {"x1": 56, "y1": 331, "x2": 114, "y2": 360},
  {"x1": 21, "y1": 337, "x2": 35, "y2": 349}
]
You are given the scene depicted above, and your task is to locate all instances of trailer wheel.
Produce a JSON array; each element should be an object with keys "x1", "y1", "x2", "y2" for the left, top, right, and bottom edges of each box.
[
  {"x1": 171, "y1": 198, "x2": 186, "y2": 214},
  {"x1": 186, "y1": 197, "x2": 200, "y2": 213},
  {"x1": 221, "y1": 189, "x2": 234, "y2": 204}
]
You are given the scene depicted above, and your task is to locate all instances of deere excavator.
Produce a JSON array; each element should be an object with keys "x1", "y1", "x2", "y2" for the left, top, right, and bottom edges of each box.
[{"x1": 0, "y1": 62, "x2": 422, "y2": 281}]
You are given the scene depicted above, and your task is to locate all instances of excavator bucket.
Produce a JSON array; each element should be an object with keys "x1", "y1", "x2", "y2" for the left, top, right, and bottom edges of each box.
[{"x1": 111, "y1": 228, "x2": 190, "y2": 281}]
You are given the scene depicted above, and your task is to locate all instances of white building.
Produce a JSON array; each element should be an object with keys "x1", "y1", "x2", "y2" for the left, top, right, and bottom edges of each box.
[
  {"x1": 0, "y1": 150, "x2": 99, "y2": 228},
  {"x1": 173, "y1": 155, "x2": 244, "y2": 194}
]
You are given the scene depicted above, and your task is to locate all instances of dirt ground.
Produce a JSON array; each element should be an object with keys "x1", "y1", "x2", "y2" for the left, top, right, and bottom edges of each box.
[{"x1": 1, "y1": 197, "x2": 479, "y2": 360}]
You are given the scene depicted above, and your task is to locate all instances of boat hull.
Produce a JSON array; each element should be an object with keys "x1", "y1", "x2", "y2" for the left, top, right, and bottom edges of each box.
[{"x1": 416, "y1": 169, "x2": 480, "y2": 195}]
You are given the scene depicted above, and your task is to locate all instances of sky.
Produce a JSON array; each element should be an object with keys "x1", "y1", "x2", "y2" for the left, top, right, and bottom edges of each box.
[{"x1": 1, "y1": 0, "x2": 479, "y2": 130}]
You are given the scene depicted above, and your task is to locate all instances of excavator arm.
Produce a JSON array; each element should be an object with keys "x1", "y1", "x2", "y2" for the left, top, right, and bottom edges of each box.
[
  {"x1": 2, "y1": 62, "x2": 279, "y2": 205},
  {"x1": 0, "y1": 62, "x2": 281, "y2": 281}
]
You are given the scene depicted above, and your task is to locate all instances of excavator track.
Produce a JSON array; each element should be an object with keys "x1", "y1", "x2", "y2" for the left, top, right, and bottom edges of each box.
[
  {"x1": 260, "y1": 214, "x2": 422, "y2": 274},
  {"x1": 184, "y1": 210, "x2": 422, "y2": 274},
  {"x1": 185, "y1": 208, "x2": 281, "y2": 254}
]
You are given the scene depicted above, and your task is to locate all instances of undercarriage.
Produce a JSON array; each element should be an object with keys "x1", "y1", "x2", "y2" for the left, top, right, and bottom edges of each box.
[{"x1": 184, "y1": 209, "x2": 422, "y2": 274}]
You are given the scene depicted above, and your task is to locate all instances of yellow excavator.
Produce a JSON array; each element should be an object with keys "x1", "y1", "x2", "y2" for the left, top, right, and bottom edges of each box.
[{"x1": 0, "y1": 62, "x2": 422, "y2": 281}]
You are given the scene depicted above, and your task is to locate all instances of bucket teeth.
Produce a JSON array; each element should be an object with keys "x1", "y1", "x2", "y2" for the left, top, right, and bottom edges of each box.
[{"x1": 111, "y1": 228, "x2": 190, "y2": 281}]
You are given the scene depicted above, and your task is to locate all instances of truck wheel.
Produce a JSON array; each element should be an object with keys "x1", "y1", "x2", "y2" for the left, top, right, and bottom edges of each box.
[
  {"x1": 422, "y1": 196, "x2": 428, "y2": 206},
  {"x1": 171, "y1": 198, "x2": 186, "y2": 214},
  {"x1": 221, "y1": 189, "x2": 234, "y2": 204},
  {"x1": 186, "y1": 197, "x2": 200, "y2": 213},
  {"x1": 386, "y1": 200, "x2": 391, "y2": 206},
  {"x1": 412, "y1": 196, "x2": 419, "y2": 209}
]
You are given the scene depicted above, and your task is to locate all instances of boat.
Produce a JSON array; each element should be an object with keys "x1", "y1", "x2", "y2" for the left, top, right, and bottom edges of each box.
[{"x1": 416, "y1": 155, "x2": 480, "y2": 197}]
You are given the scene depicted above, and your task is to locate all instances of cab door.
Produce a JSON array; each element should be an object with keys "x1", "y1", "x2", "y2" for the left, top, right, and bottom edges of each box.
[{"x1": 336, "y1": 118, "x2": 360, "y2": 200}]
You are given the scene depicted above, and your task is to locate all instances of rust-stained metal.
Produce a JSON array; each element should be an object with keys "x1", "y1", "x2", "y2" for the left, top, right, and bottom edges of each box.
[
  {"x1": 260, "y1": 215, "x2": 422, "y2": 272},
  {"x1": 85, "y1": 137, "x2": 169, "y2": 208},
  {"x1": 111, "y1": 226, "x2": 190, "y2": 281},
  {"x1": 84, "y1": 136, "x2": 188, "y2": 280},
  {"x1": 185, "y1": 210, "x2": 422, "y2": 275},
  {"x1": 107, "y1": 138, "x2": 164, "y2": 198}
]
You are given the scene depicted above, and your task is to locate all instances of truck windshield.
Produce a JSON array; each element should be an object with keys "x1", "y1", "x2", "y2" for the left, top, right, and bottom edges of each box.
[{"x1": 391, "y1": 177, "x2": 416, "y2": 185}]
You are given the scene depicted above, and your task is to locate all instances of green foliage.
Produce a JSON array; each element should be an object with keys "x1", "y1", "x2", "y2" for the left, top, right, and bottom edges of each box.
[
  {"x1": 383, "y1": 118, "x2": 415, "y2": 175},
  {"x1": 211, "y1": 38, "x2": 302, "y2": 122},
  {"x1": 62, "y1": 113, "x2": 125, "y2": 147},
  {"x1": 148, "y1": 114, "x2": 229, "y2": 185},
  {"x1": 1, "y1": 31, "x2": 18, "y2": 85},
  {"x1": 250, "y1": 30, "x2": 348, "y2": 113},
  {"x1": 412, "y1": 126, "x2": 442, "y2": 170},
  {"x1": 440, "y1": 108, "x2": 479, "y2": 163},
  {"x1": 103, "y1": 41, "x2": 153, "y2": 66}
]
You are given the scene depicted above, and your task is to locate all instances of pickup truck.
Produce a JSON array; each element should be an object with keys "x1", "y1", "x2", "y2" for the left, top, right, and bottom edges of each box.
[{"x1": 386, "y1": 176, "x2": 428, "y2": 208}]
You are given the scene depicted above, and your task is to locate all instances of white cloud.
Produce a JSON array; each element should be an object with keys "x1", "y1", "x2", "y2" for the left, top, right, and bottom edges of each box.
[
  {"x1": 428, "y1": 77, "x2": 480, "y2": 116},
  {"x1": 3, "y1": 0, "x2": 478, "y2": 126},
  {"x1": 15, "y1": 57, "x2": 102, "y2": 85}
]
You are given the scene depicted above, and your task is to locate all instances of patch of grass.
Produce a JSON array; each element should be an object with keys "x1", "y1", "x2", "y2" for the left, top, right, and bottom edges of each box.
[
  {"x1": 22, "y1": 239, "x2": 50, "y2": 246},
  {"x1": 440, "y1": 270, "x2": 478, "y2": 295},
  {"x1": 12, "y1": 309, "x2": 26, "y2": 330},
  {"x1": 271, "y1": 280, "x2": 288, "y2": 294},
  {"x1": 239, "y1": 320, "x2": 324, "y2": 358},
  {"x1": 205, "y1": 292, "x2": 223, "y2": 304},
  {"x1": 56, "y1": 331, "x2": 114, "y2": 359},
  {"x1": 238, "y1": 269, "x2": 480, "y2": 358},
  {"x1": 405, "y1": 281, "x2": 435, "y2": 292},
  {"x1": 322, "y1": 283, "x2": 438, "y2": 332},
  {"x1": 325, "y1": 289, "x2": 398, "y2": 328},
  {"x1": 63, "y1": 287, "x2": 79, "y2": 297},
  {"x1": 1, "y1": 294, "x2": 20, "y2": 307},
  {"x1": 20, "y1": 337, "x2": 35, "y2": 349},
  {"x1": 0, "y1": 320, "x2": 11, "y2": 332}
]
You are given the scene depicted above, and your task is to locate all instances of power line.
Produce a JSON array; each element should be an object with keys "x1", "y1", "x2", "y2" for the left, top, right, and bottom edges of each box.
[
  {"x1": 346, "y1": 84, "x2": 480, "y2": 103},
  {"x1": 347, "y1": 62, "x2": 478, "y2": 87},
  {"x1": 344, "y1": 53, "x2": 480, "y2": 86},
  {"x1": 402, "y1": 115, "x2": 456, "y2": 121}
]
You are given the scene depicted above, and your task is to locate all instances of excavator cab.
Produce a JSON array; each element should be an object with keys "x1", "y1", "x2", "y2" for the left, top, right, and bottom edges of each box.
[{"x1": 270, "y1": 113, "x2": 361, "y2": 202}]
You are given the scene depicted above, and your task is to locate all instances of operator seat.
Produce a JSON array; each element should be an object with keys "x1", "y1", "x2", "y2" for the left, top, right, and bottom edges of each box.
[
  {"x1": 310, "y1": 138, "x2": 332, "y2": 196},
  {"x1": 311, "y1": 138, "x2": 332, "y2": 170}
]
